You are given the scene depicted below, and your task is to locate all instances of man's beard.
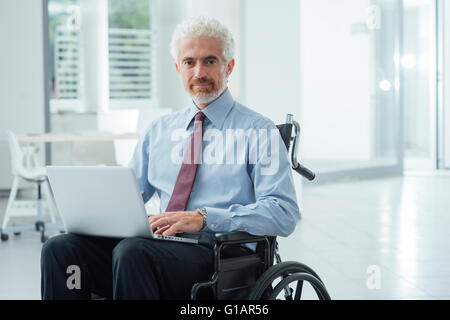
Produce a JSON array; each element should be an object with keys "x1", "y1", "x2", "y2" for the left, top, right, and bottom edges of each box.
[{"x1": 189, "y1": 77, "x2": 228, "y2": 106}]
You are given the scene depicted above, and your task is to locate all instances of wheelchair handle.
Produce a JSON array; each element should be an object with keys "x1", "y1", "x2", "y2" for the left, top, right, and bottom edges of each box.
[
  {"x1": 293, "y1": 163, "x2": 315, "y2": 181},
  {"x1": 286, "y1": 114, "x2": 316, "y2": 181}
]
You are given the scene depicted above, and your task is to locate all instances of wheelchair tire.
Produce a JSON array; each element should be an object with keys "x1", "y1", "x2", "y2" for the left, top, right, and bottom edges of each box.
[{"x1": 248, "y1": 261, "x2": 331, "y2": 300}]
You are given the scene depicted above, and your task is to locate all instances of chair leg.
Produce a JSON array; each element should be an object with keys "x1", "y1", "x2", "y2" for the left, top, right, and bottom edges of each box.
[
  {"x1": 43, "y1": 179, "x2": 57, "y2": 223},
  {"x1": 1, "y1": 177, "x2": 20, "y2": 230}
]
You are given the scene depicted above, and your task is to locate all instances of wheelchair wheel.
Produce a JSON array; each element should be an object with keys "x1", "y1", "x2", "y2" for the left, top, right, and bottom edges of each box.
[{"x1": 248, "y1": 261, "x2": 331, "y2": 300}]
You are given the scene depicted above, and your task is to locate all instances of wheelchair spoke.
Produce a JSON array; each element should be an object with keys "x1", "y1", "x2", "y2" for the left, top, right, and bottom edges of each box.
[{"x1": 294, "y1": 280, "x2": 304, "y2": 300}]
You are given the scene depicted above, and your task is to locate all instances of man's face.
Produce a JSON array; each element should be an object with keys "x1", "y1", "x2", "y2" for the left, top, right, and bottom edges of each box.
[{"x1": 175, "y1": 36, "x2": 235, "y2": 106}]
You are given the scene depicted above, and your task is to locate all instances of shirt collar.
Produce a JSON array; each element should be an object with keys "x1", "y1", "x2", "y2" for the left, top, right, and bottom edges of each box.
[{"x1": 184, "y1": 88, "x2": 234, "y2": 130}]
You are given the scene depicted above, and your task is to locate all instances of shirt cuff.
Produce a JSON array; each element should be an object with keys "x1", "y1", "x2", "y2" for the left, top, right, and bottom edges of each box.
[{"x1": 203, "y1": 206, "x2": 231, "y2": 232}]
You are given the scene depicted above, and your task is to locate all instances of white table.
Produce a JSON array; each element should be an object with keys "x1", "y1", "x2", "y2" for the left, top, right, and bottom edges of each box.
[
  {"x1": 17, "y1": 132, "x2": 140, "y2": 143},
  {"x1": 16, "y1": 132, "x2": 140, "y2": 166}
]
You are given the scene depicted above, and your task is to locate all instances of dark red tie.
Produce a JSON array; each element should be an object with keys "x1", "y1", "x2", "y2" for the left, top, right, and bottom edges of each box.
[{"x1": 165, "y1": 112, "x2": 206, "y2": 212}]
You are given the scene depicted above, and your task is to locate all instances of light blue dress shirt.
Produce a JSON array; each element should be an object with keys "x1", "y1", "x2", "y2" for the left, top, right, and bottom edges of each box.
[{"x1": 129, "y1": 89, "x2": 300, "y2": 239}]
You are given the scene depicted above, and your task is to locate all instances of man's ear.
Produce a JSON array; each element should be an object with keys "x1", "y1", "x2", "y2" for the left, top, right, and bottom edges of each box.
[
  {"x1": 175, "y1": 62, "x2": 180, "y2": 75},
  {"x1": 226, "y1": 59, "x2": 235, "y2": 77}
]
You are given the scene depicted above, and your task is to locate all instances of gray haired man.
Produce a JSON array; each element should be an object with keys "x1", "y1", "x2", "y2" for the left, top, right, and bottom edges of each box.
[{"x1": 40, "y1": 16, "x2": 299, "y2": 300}]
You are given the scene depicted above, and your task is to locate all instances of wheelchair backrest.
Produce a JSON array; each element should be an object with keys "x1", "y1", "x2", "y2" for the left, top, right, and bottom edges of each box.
[{"x1": 276, "y1": 123, "x2": 293, "y2": 152}]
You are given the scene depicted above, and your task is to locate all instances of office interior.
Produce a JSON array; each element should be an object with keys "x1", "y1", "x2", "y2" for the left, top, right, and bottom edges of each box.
[{"x1": 1, "y1": 0, "x2": 450, "y2": 300}]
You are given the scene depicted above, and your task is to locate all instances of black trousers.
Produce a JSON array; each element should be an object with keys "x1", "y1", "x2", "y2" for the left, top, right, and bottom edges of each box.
[{"x1": 40, "y1": 233, "x2": 216, "y2": 300}]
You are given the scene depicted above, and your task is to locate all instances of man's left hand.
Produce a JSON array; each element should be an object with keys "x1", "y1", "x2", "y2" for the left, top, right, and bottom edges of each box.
[{"x1": 148, "y1": 211, "x2": 204, "y2": 236}]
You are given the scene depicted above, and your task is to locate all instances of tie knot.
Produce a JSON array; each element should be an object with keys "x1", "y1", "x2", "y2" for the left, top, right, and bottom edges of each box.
[{"x1": 194, "y1": 112, "x2": 206, "y2": 122}]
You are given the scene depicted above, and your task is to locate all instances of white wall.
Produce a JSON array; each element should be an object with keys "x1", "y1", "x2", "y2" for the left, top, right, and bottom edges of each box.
[
  {"x1": 241, "y1": 0, "x2": 303, "y2": 200},
  {"x1": 299, "y1": 0, "x2": 372, "y2": 161},
  {"x1": 0, "y1": 0, "x2": 46, "y2": 189},
  {"x1": 241, "y1": 0, "x2": 301, "y2": 124}
]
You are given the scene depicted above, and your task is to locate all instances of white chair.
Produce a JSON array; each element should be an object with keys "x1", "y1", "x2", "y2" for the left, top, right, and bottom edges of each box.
[{"x1": 0, "y1": 130, "x2": 64, "y2": 243}]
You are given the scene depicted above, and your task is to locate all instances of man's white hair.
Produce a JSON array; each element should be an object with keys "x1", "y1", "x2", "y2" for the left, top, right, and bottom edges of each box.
[{"x1": 170, "y1": 16, "x2": 235, "y2": 63}]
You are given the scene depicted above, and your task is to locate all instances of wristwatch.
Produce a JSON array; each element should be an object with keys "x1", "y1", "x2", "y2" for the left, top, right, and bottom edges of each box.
[{"x1": 197, "y1": 207, "x2": 207, "y2": 229}]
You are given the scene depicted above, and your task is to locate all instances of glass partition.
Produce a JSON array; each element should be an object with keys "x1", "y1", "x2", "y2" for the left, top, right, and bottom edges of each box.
[
  {"x1": 299, "y1": 0, "x2": 403, "y2": 180},
  {"x1": 402, "y1": 0, "x2": 437, "y2": 170}
]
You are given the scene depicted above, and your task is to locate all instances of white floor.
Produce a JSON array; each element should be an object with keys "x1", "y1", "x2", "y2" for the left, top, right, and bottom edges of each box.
[{"x1": 1, "y1": 174, "x2": 450, "y2": 300}]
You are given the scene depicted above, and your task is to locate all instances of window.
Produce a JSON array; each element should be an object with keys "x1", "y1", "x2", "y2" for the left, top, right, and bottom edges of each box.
[
  {"x1": 48, "y1": 0, "x2": 82, "y2": 111},
  {"x1": 108, "y1": 0, "x2": 153, "y2": 108},
  {"x1": 48, "y1": 0, "x2": 154, "y2": 112}
]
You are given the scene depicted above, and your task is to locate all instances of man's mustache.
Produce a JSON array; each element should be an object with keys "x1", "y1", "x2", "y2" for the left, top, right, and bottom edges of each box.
[{"x1": 190, "y1": 78, "x2": 214, "y2": 85}]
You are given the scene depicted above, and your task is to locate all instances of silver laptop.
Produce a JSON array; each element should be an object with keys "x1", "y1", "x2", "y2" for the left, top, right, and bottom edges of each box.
[{"x1": 46, "y1": 166, "x2": 198, "y2": 244}]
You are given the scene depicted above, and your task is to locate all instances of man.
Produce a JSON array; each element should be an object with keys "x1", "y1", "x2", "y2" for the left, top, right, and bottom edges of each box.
[{"x1": 41, "y1": 16, "x2": 300, "y2": 300}]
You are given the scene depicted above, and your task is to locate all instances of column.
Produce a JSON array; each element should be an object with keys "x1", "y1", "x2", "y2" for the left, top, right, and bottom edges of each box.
[{"x1": 80, "y1": 0, "x2": 109, "y2": 113}]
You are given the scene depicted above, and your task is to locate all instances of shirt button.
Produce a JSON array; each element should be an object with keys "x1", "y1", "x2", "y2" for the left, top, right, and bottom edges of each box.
[{"x1": 210, "y1": 224, "x2": 215, "y2": 228}]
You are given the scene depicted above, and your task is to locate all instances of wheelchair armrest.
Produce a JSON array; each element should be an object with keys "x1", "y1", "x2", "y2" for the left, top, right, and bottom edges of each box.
[{"x1": 213, "y1": 231, "x2": 267, "y2": 244}]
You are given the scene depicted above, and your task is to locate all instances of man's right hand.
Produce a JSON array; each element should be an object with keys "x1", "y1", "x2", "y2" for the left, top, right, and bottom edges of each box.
[{"x1": 148, "y1": 211, "x2": 204, "y2": 236}]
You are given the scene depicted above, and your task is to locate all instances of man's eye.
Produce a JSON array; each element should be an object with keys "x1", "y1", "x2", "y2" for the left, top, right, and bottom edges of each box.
[
  {"x1": 184, "y1": 60, "x2": 193, "y2": 66},
  {"x1": 207, "y1": 59, "x2": 216, "y2": 65}
]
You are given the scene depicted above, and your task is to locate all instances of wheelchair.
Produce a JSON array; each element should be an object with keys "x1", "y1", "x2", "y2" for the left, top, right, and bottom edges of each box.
[
  {"x1": 89, "y1": 114, "x2": 330, "y2": 301},
  {"x1": 190, "y1": 114, "x2": 331, "y2": 300}
]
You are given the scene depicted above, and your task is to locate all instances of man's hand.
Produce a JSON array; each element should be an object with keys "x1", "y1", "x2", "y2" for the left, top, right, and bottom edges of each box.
[{"x1": 148, "y1": 211, "x2": 204, "y2": 236}]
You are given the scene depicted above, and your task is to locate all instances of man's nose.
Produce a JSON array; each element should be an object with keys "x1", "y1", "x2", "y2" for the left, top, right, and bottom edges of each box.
[{"x1": 193, "y1": 63, "x2": 207, "y2": 78}]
